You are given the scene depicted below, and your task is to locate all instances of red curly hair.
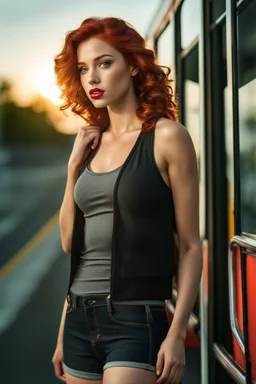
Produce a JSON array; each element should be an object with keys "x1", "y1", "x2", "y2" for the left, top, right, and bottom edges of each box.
[{"x1": 54, "y1": 17, "x2": 179, "y2": 132}]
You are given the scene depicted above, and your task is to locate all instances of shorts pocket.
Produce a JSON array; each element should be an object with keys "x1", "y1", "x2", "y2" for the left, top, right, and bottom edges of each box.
[{"x1": 108, "y1": 304, "x2": 150, "y2": 327}]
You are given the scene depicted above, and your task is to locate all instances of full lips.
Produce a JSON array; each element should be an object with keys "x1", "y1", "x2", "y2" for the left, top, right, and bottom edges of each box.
[{"x1": 90, "y1": 91, "x2": 105, "y2": 99}]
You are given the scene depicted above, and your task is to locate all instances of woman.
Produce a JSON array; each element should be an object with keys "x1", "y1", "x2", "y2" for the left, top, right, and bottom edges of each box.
[{"x1": 52, "y1": 17, "x2": 202, "y2": 384}]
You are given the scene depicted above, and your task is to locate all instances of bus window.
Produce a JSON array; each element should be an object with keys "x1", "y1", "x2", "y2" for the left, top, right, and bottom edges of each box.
[
  {"x1": 238, "y1": 0, "x2": 256, "y2": 234},
  {"x1": 183, "y1": 46, "x2": 199, "y2": 158},
  {"x1": 180, "y1": 0, "x2": 201, "y2": 50},
  {"x1": 182, "y1": 45, "x2": 203, "y2": 237},
  {"x1": 223, "y1": 19, "x2": 235, "y2": 241},
  {"x1": 156, "y1": 21, "x2": 176, "y2": 90},
  {"x1": 210, "y1": 0, "x2": 226, "y2": 22}
]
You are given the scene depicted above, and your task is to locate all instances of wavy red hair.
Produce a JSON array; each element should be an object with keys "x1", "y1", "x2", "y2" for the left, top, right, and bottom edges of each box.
[{"x1": 54, "y1": 17, "x2": 178, "y2": 131}]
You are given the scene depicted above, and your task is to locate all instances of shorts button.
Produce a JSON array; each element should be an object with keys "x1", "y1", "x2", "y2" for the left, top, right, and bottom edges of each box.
[{"x1": 87, "y1": 299, "x2": 96, "y2": 305}]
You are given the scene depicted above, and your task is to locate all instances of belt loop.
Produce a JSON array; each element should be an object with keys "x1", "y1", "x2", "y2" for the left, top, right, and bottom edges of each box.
[
  {"x1": 71, "y1": 293, "x2": 77, "y2": 309},
  {"x1": 145, "y1": 305, "x2": 153, "y2": 323},
  {"x1": 106, "y1": 295, "x2": 112, "y2": 314}
]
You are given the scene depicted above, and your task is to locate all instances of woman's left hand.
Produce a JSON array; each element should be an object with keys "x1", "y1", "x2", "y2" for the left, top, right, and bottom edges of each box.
[{"x1": 156, "y1": 335, "x2": 185, "y2": 384}]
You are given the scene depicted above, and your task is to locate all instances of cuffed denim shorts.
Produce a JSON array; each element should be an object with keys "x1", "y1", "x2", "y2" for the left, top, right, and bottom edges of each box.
[{"x1": 63, "y1": 294, "x2": 171, "y2": 381}]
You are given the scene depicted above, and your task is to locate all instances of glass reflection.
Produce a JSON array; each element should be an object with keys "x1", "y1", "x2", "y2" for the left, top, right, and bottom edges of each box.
[
  {"x1": 238, "y1": 0, "x2": 256, "y2": 233},
  {"x1": 180, "y1": 0, "x2": 201, "y2": 50},
  {"x1": 183, "y1": 46, "x2": 202, "y2": 234},
  {"x1": 211, "y1": 0, "x2": 226, "y2": 22},
  {"x1": 183, "y1": 46, "x2": 200, "y2": 158},
  {"x1": 156, "y1": 22, "x2": 176, "y2": 88}
]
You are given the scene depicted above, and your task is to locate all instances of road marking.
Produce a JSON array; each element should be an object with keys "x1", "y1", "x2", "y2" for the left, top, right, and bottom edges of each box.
[
  {"x1": 0, "y1": 211, "x2": 59, "y2": 280},
  {"x1": 0, "y1": 210, "x2": 66, "y2": 335}
]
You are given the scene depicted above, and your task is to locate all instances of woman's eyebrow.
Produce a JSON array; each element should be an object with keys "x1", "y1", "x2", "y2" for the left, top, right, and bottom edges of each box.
[{"x1": 77, "y1": 54, "x2": 114, "y2": 65}]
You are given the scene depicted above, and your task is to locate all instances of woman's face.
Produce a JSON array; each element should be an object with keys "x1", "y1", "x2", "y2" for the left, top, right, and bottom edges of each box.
[{"x1": 77, "y1": 37, "x2": 135, "y2": 108}]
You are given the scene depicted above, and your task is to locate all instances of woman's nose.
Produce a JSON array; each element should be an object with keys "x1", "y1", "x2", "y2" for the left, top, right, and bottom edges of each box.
[{"x1": 88, "y1": 71, "x2": 100, "y2": 85}]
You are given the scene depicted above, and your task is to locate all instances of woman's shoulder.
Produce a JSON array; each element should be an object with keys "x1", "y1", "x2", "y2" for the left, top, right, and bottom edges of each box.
[
  {"x1": 155, "y1": 118, "x2": 191, "y2": 146},
  {"x1": 154, "y1": 117, "x2": 196, "y2": 164}
]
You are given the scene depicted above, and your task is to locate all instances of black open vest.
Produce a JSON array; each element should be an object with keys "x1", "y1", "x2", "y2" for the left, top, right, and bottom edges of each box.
[{"x1": 67, "y1": 117, "x2": 176, "y2": 301}]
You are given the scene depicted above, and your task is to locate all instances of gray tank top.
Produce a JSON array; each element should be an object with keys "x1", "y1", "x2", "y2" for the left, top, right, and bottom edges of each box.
[{"x1": 71, "y1": 163, "x2": 165, "y2": 306}]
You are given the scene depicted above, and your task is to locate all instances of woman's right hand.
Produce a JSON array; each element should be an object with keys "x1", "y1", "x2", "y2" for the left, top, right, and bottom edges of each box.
[
  {"x1": 68, "y1": 125, "x2": 102, "y2": 170},
  {"x1": 52, "y1": 343, "x2": 66, "y2": 382}
]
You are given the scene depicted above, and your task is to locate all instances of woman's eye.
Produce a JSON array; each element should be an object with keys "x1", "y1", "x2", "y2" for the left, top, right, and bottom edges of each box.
[
  {"x1": 78, "y1": 67, "x2": 88, "y2": 74},
  {"x1": 99, "y1": 61, "x2": 112, "y2": 68},
  {"x1": 78, "y1": 61, "x2": 112, "y2": 74}
]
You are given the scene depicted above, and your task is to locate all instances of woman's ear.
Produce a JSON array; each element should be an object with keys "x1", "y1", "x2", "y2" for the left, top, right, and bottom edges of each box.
[{"x1": 130, "y1": 65, "x2": 140, "y2": 77}]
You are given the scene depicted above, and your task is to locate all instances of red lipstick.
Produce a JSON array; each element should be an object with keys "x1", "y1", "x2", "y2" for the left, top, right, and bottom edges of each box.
[{"x1": 89, "y1": 88, "x2": 105, "y2": 99}]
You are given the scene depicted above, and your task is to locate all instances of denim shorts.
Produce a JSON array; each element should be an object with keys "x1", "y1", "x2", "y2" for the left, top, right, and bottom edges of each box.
[{"x1": 63, "y1": 295, "x2": 171, "y2": 381}]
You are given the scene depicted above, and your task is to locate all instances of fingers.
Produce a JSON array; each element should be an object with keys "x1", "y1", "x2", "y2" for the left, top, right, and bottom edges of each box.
[
  {"x1": 157, "y1": 356, "x2": 172, "y2": 383},
  {"x1": 79, "y1": 126, "x2": 101, "y2": 150},
  {"x1": 168, "y1": 365, "x2": 183, "y2": 384},
  {"x1": 156, "y1": 350, "x2": 164, "y2": 378},
  {"x1": 53, "y1": 360, "x2": 66, "y2": 382},
  {"x1": 91, "y1": 135, "x2": 100, "y2": 149},
  {"x1": 156, "y1": 358, "x2": 184, "y2": 384},
  {"x1": 58, "y1": 375, "x2": 67, "y2": 383}
]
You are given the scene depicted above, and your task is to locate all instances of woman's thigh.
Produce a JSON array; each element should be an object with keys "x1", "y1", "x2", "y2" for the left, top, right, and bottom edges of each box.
[
  {"x1": 63, "y1": 304, "x2": 105, "y2": 381},
  {"x1": 63, "y1": 297, "x2": 171, "y2": 383},
  {"x1": 103, "y1": 366, "x2": 157, "y2": 384},
  {"x1": 102, "y1": 301, "x2": 170, "y2": 372},
  {"x1": 65, "y1": 371, "x2": 102, "y2": 384}
]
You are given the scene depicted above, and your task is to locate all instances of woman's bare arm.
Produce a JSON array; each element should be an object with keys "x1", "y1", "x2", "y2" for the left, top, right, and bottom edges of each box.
[
  {"x1": 159, "y1": 119, "x2": 202, "y2": 341},
  {"x1": 52, "y1": 299, "x2": 68, "y2": 382},
  {"x1": 57, "y1": 298, "x2": 69, "y2": 345}
]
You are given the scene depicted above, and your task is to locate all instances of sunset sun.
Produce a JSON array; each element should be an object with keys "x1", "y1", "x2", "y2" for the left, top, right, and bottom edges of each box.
[{"x1": 32, "y1": 65, "x2": 62, "y2": 105}]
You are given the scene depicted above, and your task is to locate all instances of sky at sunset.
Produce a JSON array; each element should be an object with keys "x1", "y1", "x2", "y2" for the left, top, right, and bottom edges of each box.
[{"x1": 0, "y1": 0, "x2": 161, "y2": 106}]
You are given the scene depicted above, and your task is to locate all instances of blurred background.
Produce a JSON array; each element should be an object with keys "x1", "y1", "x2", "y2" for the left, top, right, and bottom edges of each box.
[
  {"x1": 0, "y1": 1, "x2": 173, "y2": 384},
  {"x1": 0, "y1": 0, "x2": 255, "y2": 383}
]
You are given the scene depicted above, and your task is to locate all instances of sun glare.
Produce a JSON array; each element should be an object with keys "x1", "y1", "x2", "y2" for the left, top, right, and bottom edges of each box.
[{"x1": 32, "y1": 65, "x2": 62, "y2": 105}]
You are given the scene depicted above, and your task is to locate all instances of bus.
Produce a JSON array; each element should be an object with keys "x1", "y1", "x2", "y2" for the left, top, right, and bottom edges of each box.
[{"x1": 145, "y1": 0, "x2": 256, "y2": 383}]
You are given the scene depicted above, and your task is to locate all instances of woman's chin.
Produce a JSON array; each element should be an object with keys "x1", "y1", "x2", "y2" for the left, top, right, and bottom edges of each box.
[{"x1": 91, "y1": 99, "x2": 109, "y2": 108}]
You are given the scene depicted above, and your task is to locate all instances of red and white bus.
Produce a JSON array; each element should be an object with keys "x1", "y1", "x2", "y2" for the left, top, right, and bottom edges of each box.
[{"x1": 145, "y1": 0, "x2": 256, "y2": 383}]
